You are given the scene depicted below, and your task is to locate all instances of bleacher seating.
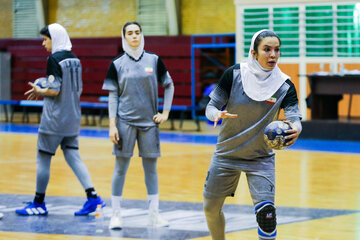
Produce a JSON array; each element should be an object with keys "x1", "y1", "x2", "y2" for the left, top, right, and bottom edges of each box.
[{"x1": 0, "y1": 36, "x2": 202, "y2": 129}]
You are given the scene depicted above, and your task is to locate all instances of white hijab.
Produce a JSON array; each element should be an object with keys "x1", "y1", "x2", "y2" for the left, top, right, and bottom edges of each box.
[
  {"x1": 122, "y1": 24, "x2": 144, "y2": 61},
  {"x1": 240, "y1": 29, "x2": 289, "y2": 101},
  {"x1": 48, "y1": 23, "x2": 72, "y2": 54}
]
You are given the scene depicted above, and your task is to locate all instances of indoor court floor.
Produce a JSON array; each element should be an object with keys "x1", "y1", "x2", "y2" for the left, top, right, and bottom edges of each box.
[{"x1": 0, "y1": 121, "x2": 359, "y2": 240}]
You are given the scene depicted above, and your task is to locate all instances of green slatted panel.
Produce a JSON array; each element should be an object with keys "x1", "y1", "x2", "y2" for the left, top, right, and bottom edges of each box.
[
  {"x1": 242, "y1": 4, "x2": 360, "y2": 58},
  {"x1": 337, "y1": 4, "x2": 360, "y2": 57},
  {"x1": 305, "y1": 5, "x2": 333, "y2": 57},
  {"x1": 273, "y1": 7, "x2": 300, "y2": 57},
  {"x1": 243, "y1": 7, "x2": 300, "y2": 57},
  {"x1": 243, "y1": 8, "x2": 269, "y2": 57}
]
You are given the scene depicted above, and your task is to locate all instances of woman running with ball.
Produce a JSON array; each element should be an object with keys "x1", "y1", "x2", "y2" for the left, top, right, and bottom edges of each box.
[{"x1": 203, "y1": 29, "x2": 302, "y2": 240}]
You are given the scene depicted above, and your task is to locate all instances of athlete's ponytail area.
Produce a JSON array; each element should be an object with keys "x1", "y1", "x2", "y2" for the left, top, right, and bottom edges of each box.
[{"x1": 255, "y1": 201, "x2": 277, "y2": 239}]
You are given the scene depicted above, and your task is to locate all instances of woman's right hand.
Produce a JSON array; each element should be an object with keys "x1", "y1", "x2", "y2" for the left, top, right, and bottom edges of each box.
[
  {"x1": 109, "y1": 118, "x2": 119, "y2": 144},
  {"x1": 109, "y1": 124, "x2": 119, "y2": 144},
  {"x1": 24, "y1": 82, "x2": 42, "y2": 100},
  {"x1": 214, "y1": 110, "x2": 238, "y2": 128}
]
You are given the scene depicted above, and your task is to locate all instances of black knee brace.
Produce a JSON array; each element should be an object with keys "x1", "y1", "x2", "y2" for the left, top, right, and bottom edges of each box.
[
  {"x1": 255, "y1": 201, "x2": 277, "y2": 238},
  {"x1": 38, "y1": 149, "x2": 55, "y2": 156}
]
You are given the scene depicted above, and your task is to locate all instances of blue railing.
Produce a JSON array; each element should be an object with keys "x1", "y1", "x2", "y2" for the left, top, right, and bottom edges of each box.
[{"x1": 190, "y1": 33, "x2": 236, "y2": 120}]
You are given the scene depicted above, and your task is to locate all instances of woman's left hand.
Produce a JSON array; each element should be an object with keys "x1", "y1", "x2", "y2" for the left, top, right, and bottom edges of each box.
[
  {"x1": 284, "y1": 121, "x2": 300, "y2": 146},
  {"x1": 153, "y1": 110, "x2": 169, "y2": 124}
]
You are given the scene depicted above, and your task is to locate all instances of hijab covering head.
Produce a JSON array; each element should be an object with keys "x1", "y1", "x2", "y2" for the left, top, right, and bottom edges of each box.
[
  {"x1": 240, "y1": 29, "x2": 289, "y2": 101},
  {"x1": 122, "y1": 22, "x2": 144, "y2": 60},
  {"x1": 48, "y1": 23, "x2": 72, "y2": 54}
]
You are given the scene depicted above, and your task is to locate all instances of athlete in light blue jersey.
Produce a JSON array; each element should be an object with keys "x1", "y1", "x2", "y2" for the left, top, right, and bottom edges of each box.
[
  {"x1": 203, "y1": 30, "x2": 302, "y2": 240},
  {"x1": 16, "y1": 23, "x2": 104, "y2": 217},
  {"x1": 102, "y1": 22, "x2": 174, "y2": 229}
]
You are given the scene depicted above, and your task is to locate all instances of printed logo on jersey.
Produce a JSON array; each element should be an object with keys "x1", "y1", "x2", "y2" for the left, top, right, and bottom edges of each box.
[
  {"x1": 48, "y1": 75, "x2": 55, "y2": 83},
  {"x1": 145, "y1": 66, "x2": 153, "y2": 74},
  {"x1": 266, "y1": 96, "x2": 277, "y2": 105}
]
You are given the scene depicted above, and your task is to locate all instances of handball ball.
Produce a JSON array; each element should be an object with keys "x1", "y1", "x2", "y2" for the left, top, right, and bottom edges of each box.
[
  {"x1": 34, "y1": 77, "x2": 47, "y2": 88},
  {"x1": 264, "y1": 121, "x2": 291, "y2": 150}
]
